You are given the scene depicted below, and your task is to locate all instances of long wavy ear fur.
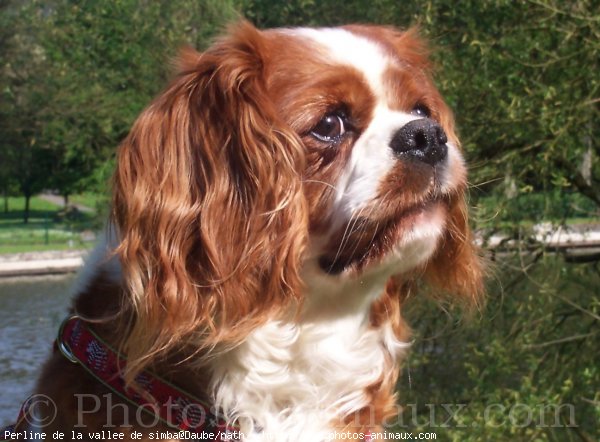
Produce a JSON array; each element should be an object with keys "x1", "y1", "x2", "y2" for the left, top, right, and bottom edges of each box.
[
  {"x1": 425, "y1": 195, "x2": 485, "y2": 307},
  {"x1": 112, "y1": 22, "x2": 307, "y2": 378}
]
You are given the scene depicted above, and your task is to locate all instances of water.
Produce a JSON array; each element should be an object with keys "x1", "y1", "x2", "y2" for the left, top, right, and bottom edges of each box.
[{"x1": 0, "y1": 275, "x2": 74, "y2": 426}]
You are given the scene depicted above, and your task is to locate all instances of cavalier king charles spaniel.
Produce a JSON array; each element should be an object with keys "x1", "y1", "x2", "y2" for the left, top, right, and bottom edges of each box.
[{"x1": 31, "y1": 21, "x2": 483, "y2": 442}]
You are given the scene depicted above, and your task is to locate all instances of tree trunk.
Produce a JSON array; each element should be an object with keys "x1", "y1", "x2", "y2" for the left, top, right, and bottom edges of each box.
[
  {"x1": 580, "y1": 147, "x2": 592, "y2": 186},
  {"x1": 64, "y1": 193, "x2": 69, "y2": 207},
  {"x1": 24, "y1": 194, "x2": 31, "y2": 224},
  {"x1": 3, "y1": 188, "x2": 7, "y2": 214}
]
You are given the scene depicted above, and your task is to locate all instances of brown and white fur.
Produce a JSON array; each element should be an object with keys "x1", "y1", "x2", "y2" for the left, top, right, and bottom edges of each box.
[{"x1": 32, "y1": 22, "x2": 483, "y2": 441}]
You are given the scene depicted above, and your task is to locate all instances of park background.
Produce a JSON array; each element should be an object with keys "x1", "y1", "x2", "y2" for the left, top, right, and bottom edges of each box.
[{"x1": 0, "y1": 0, "x2": 598, "y2": 440}]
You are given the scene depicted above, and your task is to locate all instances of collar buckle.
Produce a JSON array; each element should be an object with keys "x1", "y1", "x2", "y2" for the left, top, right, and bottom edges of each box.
[{"x1": 56, "y1": 315, "x2": 80, "y2": 364}]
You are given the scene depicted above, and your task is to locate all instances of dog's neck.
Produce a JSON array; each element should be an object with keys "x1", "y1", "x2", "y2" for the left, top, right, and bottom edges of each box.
[{"x1": 209, "y1": 259, "x2": 406, "y2": 442}]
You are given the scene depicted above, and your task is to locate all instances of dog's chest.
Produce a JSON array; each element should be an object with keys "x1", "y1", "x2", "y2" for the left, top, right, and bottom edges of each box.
[{"x1": 209, "y1": 317, "x2": 407, "y2": 442}]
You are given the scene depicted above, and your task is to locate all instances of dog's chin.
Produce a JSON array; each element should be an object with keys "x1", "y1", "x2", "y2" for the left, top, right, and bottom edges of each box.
[{"x1": 318, "y1": 199, "x2": 447, "y2": 277}]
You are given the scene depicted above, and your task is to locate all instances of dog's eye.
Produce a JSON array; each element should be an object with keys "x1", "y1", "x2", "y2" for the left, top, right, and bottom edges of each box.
[
  {"x1": 411, "y1": 104, "x2": 431, "y2": 118},
  {"x1": 311, "y1": 113, "x2": 346, "y2": 142}
]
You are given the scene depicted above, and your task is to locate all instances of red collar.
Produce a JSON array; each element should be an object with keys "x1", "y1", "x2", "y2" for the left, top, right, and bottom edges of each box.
[{"x1": 2, "y1": 316, "x2": 240, "y2": 440}]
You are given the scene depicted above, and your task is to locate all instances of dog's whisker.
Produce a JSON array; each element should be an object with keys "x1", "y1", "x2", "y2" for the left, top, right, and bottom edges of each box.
[
  {"x1": 328, "y1": 206, "x2": 365, "y2": 273},
  {"x1": 302, "y1": 179, "x2": 338, "y2": 192}
]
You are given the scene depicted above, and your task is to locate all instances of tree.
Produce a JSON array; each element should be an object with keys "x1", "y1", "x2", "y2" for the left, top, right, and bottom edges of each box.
[
  {"x1": 0, "y1": 1, "x2": 9, "y2": 211},
  {"x1": 0, "y1": 3, "x2": 55, "y2": 222},
  {"x1": 1, "y1": 0, "x2": 237, "y2": 215},
  {"x1": 419, "y1": 1, "x2": 599, "y2": 229},
  {"x1": 38, "y1": 0, "x2": 237, "y2": 196}
]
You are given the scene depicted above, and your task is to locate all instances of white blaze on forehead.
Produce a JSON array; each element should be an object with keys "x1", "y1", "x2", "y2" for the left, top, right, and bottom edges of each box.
[
  {"x1": 290, "y1": 28, "x2": 410, "y2": 225},
  {"x1": 287, "y1": 27, "x2": 393, "y2": 102}
]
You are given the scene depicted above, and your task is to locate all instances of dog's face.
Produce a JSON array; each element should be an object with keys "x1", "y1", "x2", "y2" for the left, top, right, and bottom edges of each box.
[
  {"x1": 112, "y1": 22, "x2": 482, "y2": 368},
  {"x1": 261, "y1": 26, "x2": 467, "y2": 278}
]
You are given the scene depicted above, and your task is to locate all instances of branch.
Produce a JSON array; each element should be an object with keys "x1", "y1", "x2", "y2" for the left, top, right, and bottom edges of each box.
[
  {"x1": 524, "y1": 331, "x2": 599, "y2": 349},
  {"x1": 551, "y1": 293, "x2": 600, "y2": 323},
  {"x1": 570, "y1": 425, "x2": 597, "y2": 442},
  {"x1": 554, "y1": 157, "x2": 600, "y2": 207},
  {"x1": 580, "y1": 397, "x2": 600, "y2": 407},
  {"x1": 564, "y1": 251, "x2": 600, "y2": 264},
  {"x1": 527, "y1": 0, "x2": 600, "y2": 22}
]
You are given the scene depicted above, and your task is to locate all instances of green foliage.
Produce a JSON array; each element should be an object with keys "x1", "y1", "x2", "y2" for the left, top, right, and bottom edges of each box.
[
  {"x1": 422, "y1": 0, "x2": 600, "y2": 213},
  {"x1": 399, "y1": 256, "x2": 600, "y2": 440},
  {"x1": 0, "y1": 0, "x2": 236, "y2": 205},
  {"x1": 479, "y1": 190, "x2": 598, "y2": 226}
]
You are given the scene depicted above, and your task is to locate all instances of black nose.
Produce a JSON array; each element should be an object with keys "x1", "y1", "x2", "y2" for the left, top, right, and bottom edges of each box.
[{"x1": 390, "y1": 119, "x2": 448, "y2": 166}]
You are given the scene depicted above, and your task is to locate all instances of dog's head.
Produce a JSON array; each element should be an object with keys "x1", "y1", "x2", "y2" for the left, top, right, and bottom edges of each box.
[{"x1": 112, "y1": 22, "x2": 483, "y2": 370}]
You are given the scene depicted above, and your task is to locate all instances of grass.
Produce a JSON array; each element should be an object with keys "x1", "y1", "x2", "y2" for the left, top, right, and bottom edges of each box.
[
  {"x1": 70, "y1": 192, "x2": 107, "y2": 210},
  {"x1": 1, "y1": 196, "x2": 60, "y2": 215},
  {"x1": 0, "y1": 242, "x2": 93, "y2": 254},
  {"x1": 0, "y1": 195, "x2": 99, "y2": 255}
]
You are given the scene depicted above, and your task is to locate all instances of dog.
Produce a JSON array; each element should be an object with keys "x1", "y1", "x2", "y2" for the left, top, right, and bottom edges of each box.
[{"x1": 24, "y1": 21, "x2": 482, "y2": 442}]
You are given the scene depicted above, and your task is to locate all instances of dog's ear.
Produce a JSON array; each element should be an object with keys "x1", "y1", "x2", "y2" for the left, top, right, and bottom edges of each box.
[
  {"x1": 424, "y1": 195, "x2": 485, "y2": 306},
  {"x1": 112, "y1": 22, "x2": 307, "y2": 375}
]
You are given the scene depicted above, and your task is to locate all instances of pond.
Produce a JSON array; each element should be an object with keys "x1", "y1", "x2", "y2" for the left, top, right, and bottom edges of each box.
[{"x1": 0, "y1": 274, "x2": 74, "y2": 426}]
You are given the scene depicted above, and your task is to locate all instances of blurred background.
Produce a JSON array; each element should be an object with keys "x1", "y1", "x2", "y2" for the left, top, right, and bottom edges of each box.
[{"x1": 0, "y1": 0, "x2": 598, "y2": 440}]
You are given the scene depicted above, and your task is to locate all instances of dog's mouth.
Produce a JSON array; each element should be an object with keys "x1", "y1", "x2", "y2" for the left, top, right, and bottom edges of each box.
[{"x1": 318, "y1": 195, "x2": 447, "y2": 275}]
